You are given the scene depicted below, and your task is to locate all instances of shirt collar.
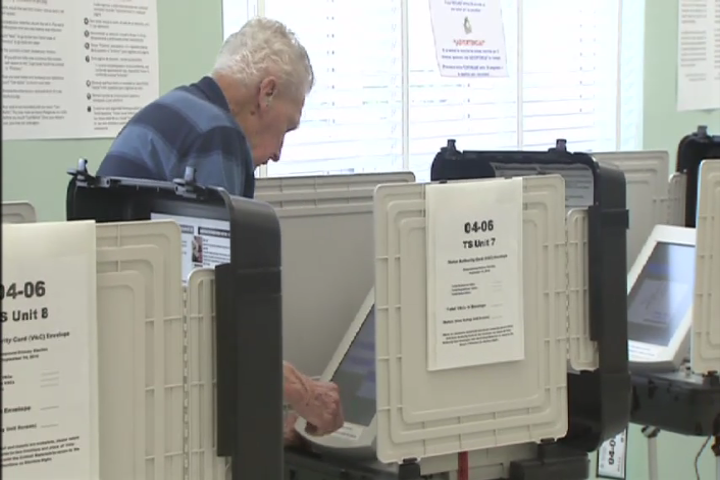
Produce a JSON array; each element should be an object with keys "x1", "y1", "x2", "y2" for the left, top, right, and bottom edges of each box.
[{"x1": 194, "y1": 76, "x2": 231, "y2": 112}]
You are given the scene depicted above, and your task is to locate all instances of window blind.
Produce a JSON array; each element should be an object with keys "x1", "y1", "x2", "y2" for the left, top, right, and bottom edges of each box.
[
  {"x1": 223, "y1": 0, "x2": 642, "y2": 181},
  {"x1": 265, "y1": 0, "x2": 403, "y2": 177}
]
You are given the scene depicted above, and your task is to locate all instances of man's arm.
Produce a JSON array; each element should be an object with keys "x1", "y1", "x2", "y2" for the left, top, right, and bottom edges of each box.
[{"x1": 283, "y1": 361, "x2": 311, "y2": 408}]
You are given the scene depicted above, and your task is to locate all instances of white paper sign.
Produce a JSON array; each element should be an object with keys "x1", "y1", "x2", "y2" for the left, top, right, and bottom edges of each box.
[
  {"x1": 1, "y1": 221, "x2": 98, "y2": 480},
  {"x1": 676, "y1": 0, "x2": 720, "y2": 111},
  {"x1": 426, "y1": 178, "x2": 524, "y2": 371},
  {"x1": 596, "y1": 429, "x2": 628, "y2": 479},
  {"x1": 151, "y1": 213, "x2": 230, "y2": 282},
  {"x1": 428, "y1": 0, "x2": 508, "y2": 78},
  {"x1": 2, "y1": 0, "x2": 160, "y2": 140}
]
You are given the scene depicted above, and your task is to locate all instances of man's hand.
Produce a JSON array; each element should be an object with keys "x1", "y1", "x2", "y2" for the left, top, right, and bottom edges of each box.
[
  {"x1": 283, "y1": 413, "x2": 307, "y2": 447},
  {"x1": 283, "y1": 362, "x2": 344, "y2": 436},
  {"x1": 294, "y1": 380, "x2": 344, "y2": 436}
]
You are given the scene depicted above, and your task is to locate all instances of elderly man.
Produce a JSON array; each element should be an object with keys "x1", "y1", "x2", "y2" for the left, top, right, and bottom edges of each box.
[{"x1": 97, "y1": 17, "x2": 344, "y2": 442}]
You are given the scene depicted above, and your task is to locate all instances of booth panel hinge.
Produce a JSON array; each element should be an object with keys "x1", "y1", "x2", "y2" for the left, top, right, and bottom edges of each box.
[
  {"x1": 181, "y1": 299, "x2": 190, "y2": 480},
  {"x1": 564, "y1": 220, "x2": 570, "y2": 360}
]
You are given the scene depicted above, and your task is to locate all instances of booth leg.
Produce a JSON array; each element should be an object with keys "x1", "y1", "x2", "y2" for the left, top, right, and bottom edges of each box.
[
  {"x1": 711, "y1": 436, "x2": 720, "y2": 480},
  {"x1": 641, "y1": 426, "x2": 660, "y2": 480},
  {"x1": 647, "y1": 436, "x2": 658, "y2": 480}
]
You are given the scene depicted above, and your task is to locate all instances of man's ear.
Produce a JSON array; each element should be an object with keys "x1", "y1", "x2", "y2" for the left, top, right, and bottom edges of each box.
[{"x1": 258, "y1": 77, "x2": 278, "y2": 111}]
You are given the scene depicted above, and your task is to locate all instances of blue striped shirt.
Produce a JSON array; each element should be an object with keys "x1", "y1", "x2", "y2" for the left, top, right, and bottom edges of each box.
[{"x1": 98, "y1": 76, "x2": 255, "y2": 198}]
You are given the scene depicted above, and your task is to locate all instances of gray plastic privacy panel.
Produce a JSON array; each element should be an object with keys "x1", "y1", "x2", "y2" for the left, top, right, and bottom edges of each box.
[
  {"x1": 566, "y1": 210, "x2": 599, "y2": 371},
  {"x1": 668, "y1": 173, "x2": 687, "y2": 226},
  {"x1": 2, "y1": 201, "x2": 37, "y2": 224},
  {"x1": 373, "y1": 176, "x2": 569, "y2": 463},
  {"x1": 692, "y1": 161, "x2": 720, "y2": 373},
  {"x1": 185, "y1": 268, "x2": 228, "y2": 480},
  {"x1": 255, "y1": 172, "x2": 415, "y2": 376},
  {"x1": 95, "y1": 221, "x2": 184, "y2": 480},
  {"x1": 593, "y1": 151, "x2": 669, "y2": 270}
]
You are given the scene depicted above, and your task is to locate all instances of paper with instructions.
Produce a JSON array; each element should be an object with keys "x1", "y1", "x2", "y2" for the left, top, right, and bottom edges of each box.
[
  {"x1": 1, "y1": 221, "x2": 98, "y2": 480},
  {"x1": 425, "y1": 178, "x2": 524, "y2": 371},
  {"x1": 151, "y1": 213, "x2": 231, "y2": 283},
  {"x1": 428, "y1": 0, "x2": 508, "y2": 78},
  {"x1": 676, "y1": 0, "x2": 720, "y2": 111},
  {"x1": 2, "y1": 0, "x2": 159, "y2": 140}
]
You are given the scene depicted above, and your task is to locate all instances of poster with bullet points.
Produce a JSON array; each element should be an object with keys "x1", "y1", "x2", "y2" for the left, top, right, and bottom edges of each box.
[{"x1": 2, "y1": 0, "x2": 159, "y2": 140}]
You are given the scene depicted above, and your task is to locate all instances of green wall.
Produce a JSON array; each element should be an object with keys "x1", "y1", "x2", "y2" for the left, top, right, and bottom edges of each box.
[
  {"x1": 591, "y1": 3, "x2": 720, "y2": 479},
  {"x1": 1, "y1": 0, "x2": 223, "y2": 221},
  {"x1": 3, "y1": 1, "x2": 720, "y2": 479},
  {"x1": 643, "y1": 0, "x2": 720, "y2": 158}
]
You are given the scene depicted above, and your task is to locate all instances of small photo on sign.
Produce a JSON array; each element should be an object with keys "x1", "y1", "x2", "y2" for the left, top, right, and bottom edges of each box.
[{"x1": 192, "y1": 236, "x2": 204, "y2": 265}]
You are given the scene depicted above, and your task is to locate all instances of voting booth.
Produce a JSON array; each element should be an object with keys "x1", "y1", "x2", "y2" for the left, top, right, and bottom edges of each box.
[
  {"x1": 628, "y1": 131, "x2": 720, "y2": 436},
  {"x1": 588, "y1": 126, "x2": 720, "y2": 479},
  {"x1": 61, "y1": 161, "x2": 284, "y2": 480},
  {"x1": 675, "y1": 126, "x2": 720, "y2": 228},
  {"x1": 615, "y1": 159, "x2": 720, "y2": 480},
  {"x1": 429, "y1": 139, "x2": 631, "y2": 452},
  {"x1": 285, "y1": 174, "x2": 602, "y2": 480}
]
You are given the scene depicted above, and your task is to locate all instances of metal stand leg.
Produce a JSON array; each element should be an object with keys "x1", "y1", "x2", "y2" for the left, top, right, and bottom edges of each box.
[
  {"x1": 711, "y1": 436, "x2": 720, "y2": 480},
  {"x1": 641, "y1": 426, "x2": 661, "y2": 480}
]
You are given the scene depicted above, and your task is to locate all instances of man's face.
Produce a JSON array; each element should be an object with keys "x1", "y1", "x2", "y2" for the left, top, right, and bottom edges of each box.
[{"x1": 245, "y1": 77, "x2": 305, "y2": 168}]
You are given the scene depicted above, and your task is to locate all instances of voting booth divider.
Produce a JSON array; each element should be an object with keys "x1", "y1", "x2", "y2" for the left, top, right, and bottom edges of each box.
[
  {"x1": 2, "y1": 200, "x2": 37, "y2": 224},
  {"x1": 371, "y1": 176, "x2": 571, "y2": 466},
  {"x1": 254, "y1": 172, "x2": 415, "y2": 377},
  {"x1": 591, "y1": 151, "x2": 674, "y2": 270},
  {"x1": 692, "y1": 160, "x2": 720, "y2": 374}
]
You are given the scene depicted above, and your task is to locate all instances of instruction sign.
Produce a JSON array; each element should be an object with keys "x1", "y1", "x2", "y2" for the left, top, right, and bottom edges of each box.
[
  {"x1": 425, "y1": 178, "x2": 524, "y2": 370},
  {"x1": 428, "y1": 0, "x2": 508, "y2": 78},
  {"x1": 1, "y1": 221, "x2": 98, "y2": 480},
  {"x1": 151, "y1": 213, "x2": 230, "y2": 282}
]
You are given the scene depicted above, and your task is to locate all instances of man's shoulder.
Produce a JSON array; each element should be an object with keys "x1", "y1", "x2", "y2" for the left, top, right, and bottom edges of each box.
[{"x1": 151, "y1": 86, "x2": 235, "y2": 133}]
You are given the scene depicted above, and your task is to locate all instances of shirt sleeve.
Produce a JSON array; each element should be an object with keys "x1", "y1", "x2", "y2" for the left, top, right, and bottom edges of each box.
[{"x1": 179, "y1": 125, "x2": 254, "y2": 197}]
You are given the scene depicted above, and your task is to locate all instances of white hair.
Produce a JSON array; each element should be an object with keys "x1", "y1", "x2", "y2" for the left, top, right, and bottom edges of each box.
[{"x1": 213, "y1": 17, "x2": 314, "y2": 98}]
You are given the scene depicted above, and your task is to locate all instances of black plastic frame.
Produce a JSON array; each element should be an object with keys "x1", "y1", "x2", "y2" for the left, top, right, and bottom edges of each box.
[
  {"x1": 285, "y1": 443, "x2": 590, "y2": 480},
  {"x1": 675, "y1": 125, "x2": 720, "y2": 227},
  {"x1": 430, "y1": 140, "x2": 631, "y2": 451},
  {"x1": 66, "y1": 162, "x2": 284, "y2": 480},
  {"x1": 630, "y1": 372, "x2": 720, "y2": 436}
]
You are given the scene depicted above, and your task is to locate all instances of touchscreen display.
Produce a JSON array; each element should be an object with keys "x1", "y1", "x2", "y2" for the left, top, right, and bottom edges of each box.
[
  {"x1": 627, "y1": 242, "x2": 695, "y2": 346},
  {"x1": 331, "y1": 307, "x2": 376, "y2": 427}
]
